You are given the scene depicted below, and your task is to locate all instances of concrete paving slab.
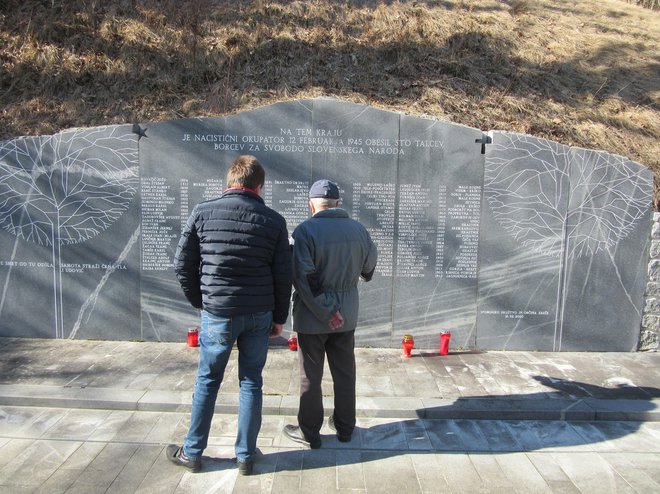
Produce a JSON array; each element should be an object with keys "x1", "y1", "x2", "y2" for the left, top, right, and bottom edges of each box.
[
  {"x1": 144, "y1": 412, "x2": 186, "y2": 444},
  {"x1": 138, "y1": 390, "x2": 190, "y2": 412},
  {"x1": 526, "y1": 453, "x2": 581, "y2": 494},
  {"x1": 272, "y1": 448, "x2": 304, "y2": 473},
  {"x1": 566, "y1": 421, "x2": 624, "y2": 452},
  {"x1": 335, "y1": 449, "x2": 364, "y2": 490},
  {"x1": 106, "y1": 444, "x2": 163, "y2": 493},
  {"x1": 88, "y1": 409, "x2": 135, "y2": 442},
  {"x1": 0, "y1": 439, "x2": 81, "y2": 489},
  {"x1": 512, "y1": 420, "x2": 595, "y2": 452},
  {"x1": 173, "y1": 461, "x2": 237, "y2": 494},
  {"x1": 494, "y1": 452, "x2": 553, "y2": 493},
  {"x1": 2, "y1": 409, "x2": 660, "y2": 493},
  {"x1": 300, "y1": 449, "x2": 338, "y2": 494},
  {"x1": 471, "y1": 419, "x2": 523, "y2": 452},
  {"x1": 358, "y1": 418, "x2": 408, "y2": 451},
  {"x1": 595, "y1": 422, "x2": 660, "y2": 453},
  {"x1": 499, "y1": 420, "x2": 581, "y2": 452},
  {"x1": 0, "y1": 406, "x2": 47, "y2": 438},
  {"x1": 41, "y1": 409, "x2": 113, "y2": 441},
  {"x1": 401, "y1": 419, "x2": 433, "y2": 451},
  {"x1": 2, "y1": 339, "x2": 660, "y2": 424},
  {"x1": 589, "y1": 397, "x2": 660, "y2": 421},
  {"x1": 56, "y1": 441, "x2": 106, "y2": 471},
  {"x1": 35, "y1": 467, "x2": 85, "y2": 494},
  {"x1": 362, "y1": 452, "x2": 421, "y2": 494},
  {"x1": 117, "y1": 411, "x2": 169, "y2": 443},
  {"x1": 131, "y1": 445, "x2": 183, "y2": 494},
  {"x1": 270, "y1": 472, "x2": 302, "y2": 494},
  {"x1": 410, "y1": 454, "x2": 451, "y2": 494},
  {"x1": 0, "y1": 384, "x2": 145, "y2": 410},
  {"x1": 420, "y1": 397, "x2": 595, "y2": 420},
  {"x1": 432, "y1": 454, "x2": 483, "y2": 494},
  {"x1": 601, "y1": 452, "x2": 660, "y2": 493},
  {"x1": 262, "y1": 395, "x2": 284, "y2": 416},
  {"x1": 1, "y1": 338, "x2": 660, "y2": 492},
  {"x1": 468, "y1": 455, "x2": 518, "y2": 493},
  {"x1": 551, "y1": 451, "x2": 629, "y2": 494},
  {"x1": 19, "y1": 407, "x2": 70, "y2": 439},
  {"x1": 355, "y1": 396, "x2": 424, "y2": 418},
  {"x1": 277, "y1": 395, "x2": 299, "y2": 417},
  {"x1": 437, "y1": 419, "x2": 492, "y2": 452},
  {"x1": 423, "y1": 419, "x2": 472, "y2": 452}
]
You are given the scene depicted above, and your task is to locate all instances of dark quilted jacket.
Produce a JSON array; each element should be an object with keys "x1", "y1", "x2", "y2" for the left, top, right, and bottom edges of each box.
[{"x1": 174, "y1": 189, "x2": 292, "y2": 324}]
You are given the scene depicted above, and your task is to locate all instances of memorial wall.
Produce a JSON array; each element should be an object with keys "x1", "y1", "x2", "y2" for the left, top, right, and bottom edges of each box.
[{"x1": 0, "y1": 98, "x2": 653, "y2": 350}]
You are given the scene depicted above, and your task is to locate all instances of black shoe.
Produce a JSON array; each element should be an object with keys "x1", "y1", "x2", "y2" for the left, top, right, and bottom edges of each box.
[
  {"x1": 166, "y1": 444, "x2": 201, "y2": 473},
  {"x1": 283, "y1": 424, "x2": 321, "y2": 449},
  {"x1": 328, "y1": 415, "x2": 352, "y2": 443},
  {"x1": 237, "y1": 459, "x2": 253, "y2": 476}
]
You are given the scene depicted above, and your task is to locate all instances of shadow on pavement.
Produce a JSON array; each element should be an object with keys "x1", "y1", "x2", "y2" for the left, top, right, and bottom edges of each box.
[
  {"x1": 532, "y1": 375, "x2": 660, "y2": 399},
  {"x1": 262, "y1": 376, "x2": 659, "y2": 473}
]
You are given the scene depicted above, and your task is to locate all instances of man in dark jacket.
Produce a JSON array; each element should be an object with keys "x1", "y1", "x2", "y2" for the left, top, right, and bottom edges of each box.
[
  {"x1": 167, "y1": 155, "x2": 292, "y2": 475},
  {"x1": 283, "y1": 179, "x2": 377, "y2": 449}
]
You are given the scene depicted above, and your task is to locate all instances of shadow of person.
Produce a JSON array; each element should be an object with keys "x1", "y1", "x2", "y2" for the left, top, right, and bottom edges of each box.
[
  {"x1": 196, "y1": 456, "x2": 238, "y2": 473},
  {"x1": 260, "y1": 375, "x2": 659, "y2": 473},
  {"x1": 532, "y1": 375, "x2": 660, "y2": 399}
]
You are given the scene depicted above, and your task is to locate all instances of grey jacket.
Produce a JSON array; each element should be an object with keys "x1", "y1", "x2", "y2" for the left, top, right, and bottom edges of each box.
[{"x1": 292, "y1": 208, "x2": 378, "y2": 334}]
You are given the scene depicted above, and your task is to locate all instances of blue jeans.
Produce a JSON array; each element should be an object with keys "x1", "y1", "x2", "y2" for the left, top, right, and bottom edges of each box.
[{"x1": 183, "y1": 310, "x2": 272, "y2": 463}]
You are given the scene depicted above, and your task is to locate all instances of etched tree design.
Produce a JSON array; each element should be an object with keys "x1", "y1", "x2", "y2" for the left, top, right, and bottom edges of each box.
[
  {"x1": 0, "y1": 126, "x2": 139, "y2": 338},
  {"x1": 566, "y1": 148, "x2": 651, "y2": 258},
  {"x1": 484, "y1": 133, "x2": 651, "y2": 259}
]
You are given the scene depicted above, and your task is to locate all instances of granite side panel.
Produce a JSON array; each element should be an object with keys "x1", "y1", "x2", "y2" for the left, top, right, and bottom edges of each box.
[{"x1": 0, "y1": 126, "x2": 141, "y2": 340}]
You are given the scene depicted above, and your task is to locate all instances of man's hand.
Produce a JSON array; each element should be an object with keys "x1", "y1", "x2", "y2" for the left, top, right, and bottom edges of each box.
[
  {"x1": 270, "y1": 323, "x2": 283, "y2": 338},
  {"x1": 328, "y1": 311, "x2": 345, "y2": 331}
]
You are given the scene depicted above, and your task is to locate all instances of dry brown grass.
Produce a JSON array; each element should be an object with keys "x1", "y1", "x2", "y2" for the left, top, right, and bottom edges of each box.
[{"x1": 1, "y1": 0, "x2": 659, "y2": 203}]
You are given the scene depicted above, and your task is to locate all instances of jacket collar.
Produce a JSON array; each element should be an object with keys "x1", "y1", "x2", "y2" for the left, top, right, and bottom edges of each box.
[
  {"x1": 313, "y1": 208, "x2": 348, "y2": 219},
  {"x1": 221, "y1": 188, "x2": 265, "y2": 204}
]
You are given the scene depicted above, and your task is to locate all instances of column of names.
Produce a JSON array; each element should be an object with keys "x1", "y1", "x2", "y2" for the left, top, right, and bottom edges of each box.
[
  {"x1": 435, "y1": 184, "x2": 447, "y2": 278},
  {"x1": 141, "y1": 177, "x2": 176, "y2": 271},
  {"x1": 180, "y1": 178, "x2": 189, "y2": 233},
  {"x1": 396, "y1": 184, "x2": 434, "y2": 277},
  {"x1": 267, "y1": 180, "x2": 309, "y2": 231},
  {"x1": 354, "y1": 182, "x2": 395, "y2": 277},
  {"x1": 445, "y1": 185, "x2": 481, "y2": 278},
  {"x1": 194, "y1": 178, "x2": 224, "y2": 202}
]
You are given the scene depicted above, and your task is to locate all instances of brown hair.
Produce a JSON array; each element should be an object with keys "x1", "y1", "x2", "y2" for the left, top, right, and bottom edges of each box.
[{"x1": 227, "y1": 155, "x2": 265, "y2": 189}]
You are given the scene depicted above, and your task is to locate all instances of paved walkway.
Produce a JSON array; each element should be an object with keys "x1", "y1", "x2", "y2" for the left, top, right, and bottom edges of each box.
[{"x1": 0, "y1": 337, "x2": 659, "y2": 493}]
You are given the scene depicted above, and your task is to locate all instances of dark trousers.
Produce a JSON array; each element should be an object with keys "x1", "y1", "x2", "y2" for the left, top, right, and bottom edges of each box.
[{"x1": 297, "y1": 330, "x2": 356, "y2": 442}]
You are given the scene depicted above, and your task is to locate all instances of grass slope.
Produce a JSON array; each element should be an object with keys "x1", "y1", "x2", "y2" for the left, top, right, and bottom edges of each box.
[{"x1": 1, "y1": 0, "x2": 658, "y2": 202}]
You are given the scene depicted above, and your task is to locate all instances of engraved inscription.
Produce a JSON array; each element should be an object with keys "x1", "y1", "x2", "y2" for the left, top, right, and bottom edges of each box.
[
  {"x1": 396, "y1": 184, "x2": 434, "y2": 278},
  {"x1": 445, "y1": 185, "x2": 481, "y2": 279},
  {"x1": 435, "y1": 184, "x2": 447, "y2": 278},
  {"x1": 353, "y1": 183, "x2": 396, "y2": 277},
  {"x1": 265, "y1": 180, "x2": 310, "y2": 231},
  {"x1": 141, "y1": 177, "x2": 176, "y2": 271}
]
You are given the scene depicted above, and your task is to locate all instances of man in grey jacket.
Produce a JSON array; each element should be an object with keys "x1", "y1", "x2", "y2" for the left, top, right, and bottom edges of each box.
[{"x1": 283, "y1": 179, "x2": 377, "y2": 448}]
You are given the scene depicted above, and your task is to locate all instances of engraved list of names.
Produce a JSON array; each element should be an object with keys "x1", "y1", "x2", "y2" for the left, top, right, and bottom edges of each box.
[{"x1": 141, "y1": 177, "x2": 176, "y2": 271}]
